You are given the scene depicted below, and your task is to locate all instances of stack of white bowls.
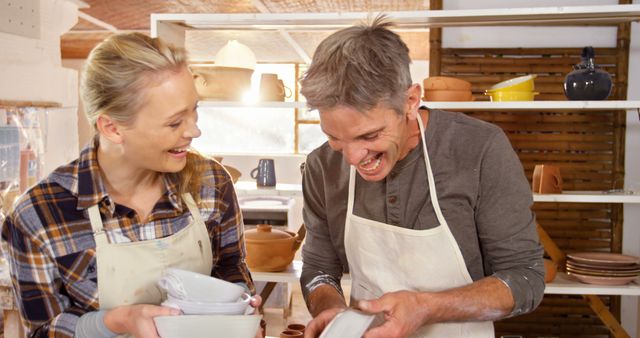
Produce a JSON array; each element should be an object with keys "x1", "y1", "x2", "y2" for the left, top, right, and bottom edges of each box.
[{"x1": 155, "y1": 268, "x2": 261, "y2": 338}]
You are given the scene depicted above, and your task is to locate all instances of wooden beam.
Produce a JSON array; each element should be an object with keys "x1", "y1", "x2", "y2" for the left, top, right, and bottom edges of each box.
[{"x1": 61, "y1": 32, "x2": 114, "y2": 59}]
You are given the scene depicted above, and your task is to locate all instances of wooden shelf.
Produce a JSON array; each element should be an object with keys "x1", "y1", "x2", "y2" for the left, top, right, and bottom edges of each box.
[
  {"x1": 199, "y1": 100, "x2": 640, "y2": 112},
  {"x1": 198, "y1": 101, "x2": 305, "y2": 109},
  {"x1": 546, "y1": 273, "x2": 640, "y2": 296},
  {"x1": 152, "y1": 5, "x2": 640, "y2": 33},
  {"x1": 423, "y1": 100, "x2": 640, "y2": 111},
  {"x1": 252, "y1": 262, "x2": 640, "y2": 296},
  {"x1": 533, "y1": 191, "x2": 640, "y2": 204}
]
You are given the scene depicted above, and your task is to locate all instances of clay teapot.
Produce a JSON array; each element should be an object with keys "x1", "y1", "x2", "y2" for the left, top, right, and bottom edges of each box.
[
  {"x1": 245, "y1": 224, "x2": 305, "y2": 272},
  {"x1": 563, "y1": 46, "x2": 613, "y2": 100}
]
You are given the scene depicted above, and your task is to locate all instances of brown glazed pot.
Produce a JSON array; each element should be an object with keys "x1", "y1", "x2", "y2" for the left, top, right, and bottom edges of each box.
[
  {"x1": 532, "y1": 164, "x2": 563, "y2": 194},
  {"x1": 245, "y1": 224, "x2": 305, "y2": 272},
  {"x1": 544, "y1": 259, "x2": 558, "y2": 283}
]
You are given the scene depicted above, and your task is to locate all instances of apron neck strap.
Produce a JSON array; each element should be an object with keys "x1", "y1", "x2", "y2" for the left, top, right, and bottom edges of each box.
[
  {"x1": 181, "y1": 193, "x2": 204, "y2": 225},
  {"x1": 417, "y1": 115, "x2": 447, "y2": 226},
  {"x1": 88, "y1": 205, "x2": 108, "y2": 246}
]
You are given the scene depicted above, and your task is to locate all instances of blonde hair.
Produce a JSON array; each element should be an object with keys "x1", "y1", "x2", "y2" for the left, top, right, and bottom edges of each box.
[
  {"x1": 300, "y1": 15, "x2": 412, "y2": 115},
  {"x1": 81, "y1": 32, "x2": 202, "y2": 199}
]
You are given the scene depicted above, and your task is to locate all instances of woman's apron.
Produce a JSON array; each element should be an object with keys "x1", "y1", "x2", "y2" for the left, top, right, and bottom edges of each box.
[
  {"x1": 88, "y1": 193, "x2": 213, "y2": 336},
  {"x1": 344, "y1": 115, "x2": 494, "y2": 337}
]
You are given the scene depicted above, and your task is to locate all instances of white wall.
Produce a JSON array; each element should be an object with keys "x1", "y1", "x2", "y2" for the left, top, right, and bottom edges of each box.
[
  {"x1": 444, "y1": 1, "x2": 639, "y2": 336},
  {"x1": 0, "y1": 0, "x2": 80, "y2": 174}
]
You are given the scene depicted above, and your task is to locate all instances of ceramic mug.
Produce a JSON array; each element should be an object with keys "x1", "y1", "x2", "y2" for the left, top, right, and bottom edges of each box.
[
  {"x1": 251, "y1": 159, "x2": 276, "y2": 187},
  {"x1": 532, "y1": 164, "x2": 563, "y2": 194},
  {"x1": 259, "y1": 73, "x2": 292, "y2": 101}
]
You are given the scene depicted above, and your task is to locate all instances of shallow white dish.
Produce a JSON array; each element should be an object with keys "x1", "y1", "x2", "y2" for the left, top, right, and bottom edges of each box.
[
  {"x1": 158, "y1": 268, "x2": 245, "y2": 303},
  {"x1": 154, "y1": 314, "x2": 261, "y2": 338},
  {"x1": 162, "y1": 293, "x2": 251, "y2": 315},
  {"x1": 319, "y1": 309, "x2": 375, "y2": 338}
]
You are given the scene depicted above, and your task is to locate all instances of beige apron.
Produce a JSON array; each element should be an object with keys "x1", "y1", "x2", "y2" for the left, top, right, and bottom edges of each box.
[
  {"x1": 344, "y1": 116, "x2": 494, "y2": 338},
  {"x1": 89, "y1": 192, "x2": 213, "y2": 314}
]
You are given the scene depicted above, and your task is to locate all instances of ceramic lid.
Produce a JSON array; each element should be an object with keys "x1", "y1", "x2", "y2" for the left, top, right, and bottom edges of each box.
[{"x1": 245, "y1": 224, "x2": 293, "y2": 241}]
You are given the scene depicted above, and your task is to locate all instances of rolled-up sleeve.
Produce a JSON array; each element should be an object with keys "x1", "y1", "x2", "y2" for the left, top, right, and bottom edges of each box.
[{"x1": 476, "y1": 130, "x2": 545, "y2": 316}]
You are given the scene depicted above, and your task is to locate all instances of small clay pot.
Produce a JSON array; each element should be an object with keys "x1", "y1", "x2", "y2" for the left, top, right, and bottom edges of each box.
[
  {"x1": 286, "y1": 323, "x2": 306, "y2": 333},
  {"x1": 280, "y1": 329, "x2": 303, "y2": 338}
]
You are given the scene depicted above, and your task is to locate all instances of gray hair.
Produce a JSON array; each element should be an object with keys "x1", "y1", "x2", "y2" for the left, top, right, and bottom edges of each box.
[
  {"x1": 300, "y1": 15, "x2": 412, "y2": 115},
  {"x1": 80, "y1": 32, "x2": 188, "y2": 128}
]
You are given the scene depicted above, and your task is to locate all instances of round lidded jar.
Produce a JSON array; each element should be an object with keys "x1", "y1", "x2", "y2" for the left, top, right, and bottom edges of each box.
[{"x1": 245, "y1": 224, "x2": 303, "y2": 272}]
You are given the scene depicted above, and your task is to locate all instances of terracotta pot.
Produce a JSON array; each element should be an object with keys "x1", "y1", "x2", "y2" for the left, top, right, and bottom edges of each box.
[
  {"x1": 245, "y1": 224, "x2": 305, "y2": 272},
  {"x1": 544, "y1": 259, "x2": 557, "y2": 283},
  {"x1": 286, "y1": 323, "x2": 305, "y2": 333},
  {"x1": 423, "y1": 76, "x2": 472, "y2": 91},
  {"x1": 423, "y1": 89, "x2": 473, "y2": 102},
  {"x1": 532, "y1": 165, "x2": 563, "y2": 194},
  {"x1": 192, "y1": 66, "x2": 253, "y2": 101},
  {"x1": 280, "y1": 330, "x2": 303, "y2": 338}
]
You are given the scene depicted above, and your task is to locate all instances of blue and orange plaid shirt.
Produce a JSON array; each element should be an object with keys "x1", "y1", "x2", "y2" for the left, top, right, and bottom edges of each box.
[{"x1": 1, "y1": 138, "x2": 253, "y2": 337}]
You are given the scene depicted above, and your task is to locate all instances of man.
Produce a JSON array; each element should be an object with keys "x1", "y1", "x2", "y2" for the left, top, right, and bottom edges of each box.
[{"x1": 299, "y1": 16, "x2": 544, "y2": 338}]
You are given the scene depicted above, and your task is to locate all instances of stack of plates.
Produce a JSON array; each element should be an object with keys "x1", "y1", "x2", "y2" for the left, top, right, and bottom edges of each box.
[{"x1": 566, "y1": 252, "x2": 640, "y2": 286}]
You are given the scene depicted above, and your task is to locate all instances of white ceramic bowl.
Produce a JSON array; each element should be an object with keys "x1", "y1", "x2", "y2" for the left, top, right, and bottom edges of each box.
[
  {"x1": 154, "y1": 314, "x2": 261, "y2": 338},
  {"x1": 162, "y1": 293, "x2": 251, "y2": 315},
  {"x1": 158, "y1": 268, "x2": 245, "y2": 303}
]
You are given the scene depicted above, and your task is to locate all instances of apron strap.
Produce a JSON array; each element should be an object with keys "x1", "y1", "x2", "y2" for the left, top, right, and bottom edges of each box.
[
  {"x1": 347, "y1": 167, "x2": 357, "y2": 215},
  {"x1": 417, "y1": 116, "x2": 447, "y2": 227},
  {"x1": 88, "y1": 205, "x2": 109, "y2": 246},
  {"x1": 182, "y1": 193, "x2": 205, "y2": 225}
]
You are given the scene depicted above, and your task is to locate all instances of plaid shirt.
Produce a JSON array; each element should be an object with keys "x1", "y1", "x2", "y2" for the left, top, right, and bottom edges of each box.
[{"x1": 2, "y1": 138, "x2": 253, "y2": 338}]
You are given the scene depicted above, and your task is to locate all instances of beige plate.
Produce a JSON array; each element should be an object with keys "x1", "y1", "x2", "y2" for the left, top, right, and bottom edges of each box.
[
  {"x1": 567, "y1": 271, "x2": 638, "y2": 286},
  {"x1": 566, "y1": 260, "x2": 640, "y2": 272},
  {"x1": 566, "y1": 265, "x2": 640, "y2": 277},
  {"x1": 566, "y1": 252, "x2": 640, "y2": 266}
]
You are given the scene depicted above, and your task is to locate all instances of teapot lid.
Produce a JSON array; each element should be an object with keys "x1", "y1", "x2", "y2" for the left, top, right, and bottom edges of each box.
[{"x1": 246, "y1": 224, "x2": 293, "y2": 240}]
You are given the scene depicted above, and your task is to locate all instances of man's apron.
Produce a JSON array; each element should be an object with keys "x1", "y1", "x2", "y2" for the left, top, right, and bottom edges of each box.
[
  {"x1": 344, "y1": 115, "x2": 494, "y2": 337},
  {"x1": 89, "y1": 193, "x2": 213, "y2": 336}
]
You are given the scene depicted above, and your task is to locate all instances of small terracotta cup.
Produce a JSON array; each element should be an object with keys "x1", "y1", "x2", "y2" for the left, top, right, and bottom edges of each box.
[
  {"x1": 286, "y1": 323, "x2": 306, "y2": 333},
  {"x1": 280, "y1": 329, "x2": 303, "y2": 338}
]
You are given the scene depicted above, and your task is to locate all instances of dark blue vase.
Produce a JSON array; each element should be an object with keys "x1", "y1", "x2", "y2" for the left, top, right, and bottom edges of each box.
[{"x1": 563, "y1": 46, "x2": 612, "y2": 100}]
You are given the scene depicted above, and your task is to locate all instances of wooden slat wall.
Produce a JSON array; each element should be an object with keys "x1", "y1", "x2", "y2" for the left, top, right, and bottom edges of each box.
[{"x1": 434, "y1": 46, "x2": 627, "y2": 338}]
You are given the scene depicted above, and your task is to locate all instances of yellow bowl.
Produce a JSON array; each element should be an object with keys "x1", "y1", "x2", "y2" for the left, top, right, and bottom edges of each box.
[
  {"x1": 486, "y1": 74, "x2": 536, "y2": 93},
  {"x1": 485, "y1": 91, "x2": 539, "y2": 102}
]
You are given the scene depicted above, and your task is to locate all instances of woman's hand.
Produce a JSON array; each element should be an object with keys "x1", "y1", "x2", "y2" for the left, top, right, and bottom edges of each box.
[
  {"x1": 104, "y1": 304, "x2": 180, "y2": 338},
  {"x1": 304, "y1": 307, "x2": 344, "y2": 338}
]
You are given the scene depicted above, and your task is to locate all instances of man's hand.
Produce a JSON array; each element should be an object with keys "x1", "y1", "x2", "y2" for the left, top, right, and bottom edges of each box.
[
  {"x1": 358, "y1": 291, "x2": 429, "y2": 338},
  {"x1": 304, "y1": 307, "x2": 344, "y2": 338},
  {"x1": 104, "y1": 304, "x2": 180, "y2": 338}
]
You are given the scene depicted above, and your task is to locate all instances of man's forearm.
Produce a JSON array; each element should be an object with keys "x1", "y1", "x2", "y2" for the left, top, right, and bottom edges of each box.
[
  {"x1": 307, "y1": 284, "x2": 348, "y2": 317},
  {"x1": 417, "y1": 276, "x2": 514, "y2": 324}
]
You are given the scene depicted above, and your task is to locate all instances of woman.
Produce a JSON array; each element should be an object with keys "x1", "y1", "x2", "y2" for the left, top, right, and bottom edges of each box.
[{"x1": 2, "y1": 32, "x2": 260, "y2": 337}]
